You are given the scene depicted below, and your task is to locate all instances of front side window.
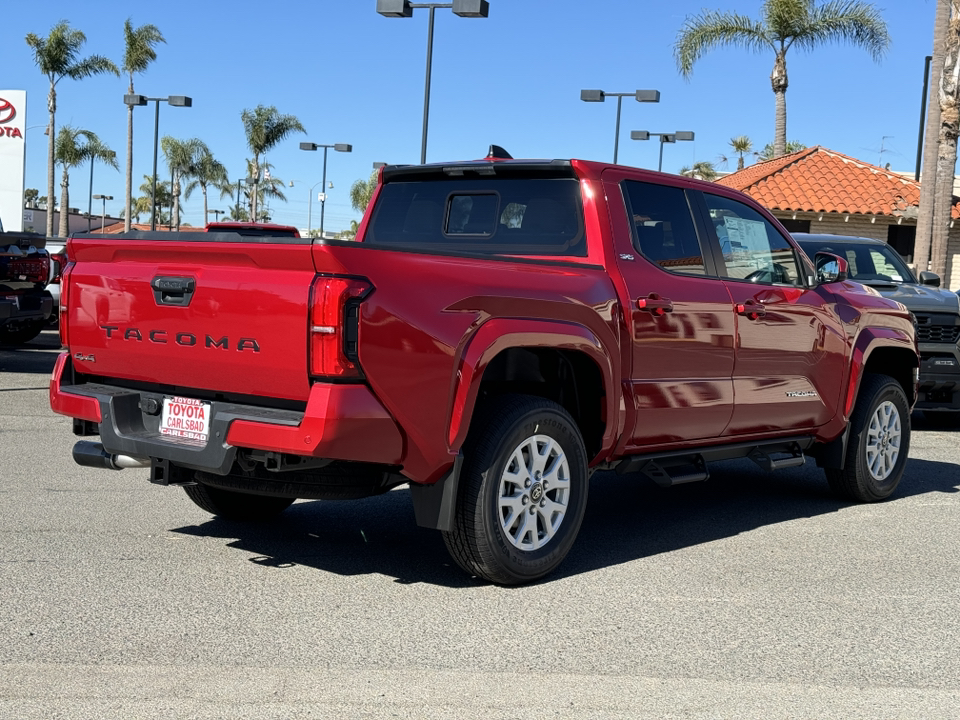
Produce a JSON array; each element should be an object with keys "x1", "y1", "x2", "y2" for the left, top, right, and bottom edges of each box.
[
  {"x1": 621, "y1": 180, "x2": 708, "y2": 275},
  {"x1": 704, "y1": 193, "x2": 802, "y2": 286}
]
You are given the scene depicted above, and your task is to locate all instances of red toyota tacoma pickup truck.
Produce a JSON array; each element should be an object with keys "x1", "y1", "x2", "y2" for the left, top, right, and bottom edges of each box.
[{"x1": 50, "y1": 151, "x2": 918, "y2": 585}]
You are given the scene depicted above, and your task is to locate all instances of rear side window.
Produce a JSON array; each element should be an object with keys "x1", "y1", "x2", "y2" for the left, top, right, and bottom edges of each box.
[
  {"x1": 365, "y1": 178, "x2": 586, "y2": 256},
  {"x1": 621, "y1": 180, "x2": 708, "y2": 275}
]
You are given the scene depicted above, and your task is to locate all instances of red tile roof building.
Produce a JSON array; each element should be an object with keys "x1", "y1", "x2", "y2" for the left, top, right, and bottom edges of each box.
[{"x1": 715, "y1": 146, "x2": 960, "y2": 290}]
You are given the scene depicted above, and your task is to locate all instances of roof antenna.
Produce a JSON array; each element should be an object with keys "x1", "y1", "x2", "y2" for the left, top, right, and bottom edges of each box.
[{"x1": 487, "y1": 144, "x2": 513, "y2": 159}]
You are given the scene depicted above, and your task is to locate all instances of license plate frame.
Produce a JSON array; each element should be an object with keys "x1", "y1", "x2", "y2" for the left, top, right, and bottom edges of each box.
[{"x1": 160, "y1": 395, "x2": 211, "y2": 443}]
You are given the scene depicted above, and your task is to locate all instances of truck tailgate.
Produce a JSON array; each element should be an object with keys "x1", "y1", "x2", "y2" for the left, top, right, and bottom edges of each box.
[{"x1": 66, "y1": 237, "x2": 320, "y2": 402}]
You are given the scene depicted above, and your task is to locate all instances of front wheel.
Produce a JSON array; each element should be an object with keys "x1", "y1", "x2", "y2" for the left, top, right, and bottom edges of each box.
[
  {"x1": 826, "y1": 373, "x2": 910, "y2": 502},
  {"x1": 442, "y1": 395, "x2": 589, "y2": 585}
]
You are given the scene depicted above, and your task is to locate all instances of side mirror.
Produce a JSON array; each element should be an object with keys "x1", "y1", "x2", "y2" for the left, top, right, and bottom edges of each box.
[
  {"x1": 815, "y1": 252, "x2": 848, "y2": 284},
  {"x1": 919, "y1": 270, "x2": 941, "y2": 287}
]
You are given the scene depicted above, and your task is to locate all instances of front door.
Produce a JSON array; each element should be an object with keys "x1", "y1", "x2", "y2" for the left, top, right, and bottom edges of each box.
[
  {"x1": 700, "y1": 191, "x2": 848, "y2": 434},
  {"x1": 604, "y1": 172, "x2": 737, "y2": 450}
]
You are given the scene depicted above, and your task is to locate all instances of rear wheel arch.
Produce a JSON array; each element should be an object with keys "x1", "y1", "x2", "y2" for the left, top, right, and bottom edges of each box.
[{"x1": 448, "y1": 322, "x2": 616, "y2": 463}]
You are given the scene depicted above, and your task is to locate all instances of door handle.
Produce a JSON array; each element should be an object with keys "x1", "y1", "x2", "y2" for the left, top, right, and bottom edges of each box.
[
  {"x1": 736, "y1": 301, "x2": 766, "y2": 320},
  {"x1": 637, "y1": 293, "x2": 674, "y2": 316}
]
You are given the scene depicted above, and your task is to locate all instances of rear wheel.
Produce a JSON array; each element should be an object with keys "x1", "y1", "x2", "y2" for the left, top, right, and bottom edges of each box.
[
  {"x1": 442, "y1": 395, "x2": 589, "y2": 585},
  {"x1": 183, "y1": 481, "x2": 295, "y2": 521},
  {"x1": 826, "y1": 373, "x2": 910, "y2": 502}
]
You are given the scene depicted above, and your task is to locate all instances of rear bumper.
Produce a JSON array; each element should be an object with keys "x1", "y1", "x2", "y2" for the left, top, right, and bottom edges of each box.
[
  {"x1": 0, "y1": 291, "x2": 53, "y2": 327},
  {"x1": 49, "y1": 352, "x2": 404, "y2": 474}
]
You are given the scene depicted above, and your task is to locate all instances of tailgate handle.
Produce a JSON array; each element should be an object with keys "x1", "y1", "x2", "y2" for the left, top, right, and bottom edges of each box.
[{"x1": 151, "y1": 276, "x2": 196, "y2": 307}]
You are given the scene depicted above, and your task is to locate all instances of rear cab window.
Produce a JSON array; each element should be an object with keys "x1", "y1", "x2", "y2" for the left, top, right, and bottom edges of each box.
[{"x1": 365, "y1": 165, "x2": 586, "y2": 258}]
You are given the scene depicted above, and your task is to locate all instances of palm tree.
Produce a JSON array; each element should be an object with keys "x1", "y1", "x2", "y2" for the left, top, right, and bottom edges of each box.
[
  {"x1": 54, "y1": 126, "x2": 118, "y2": 237},
  {"x1": 183, "y1": 148, "x2": 230, "y2": 226},
  {"x1": 161, "y1": 136, "x2": 204, "y2": 229},
  {"x1": 930, "y1": 1, "x2": 959, "y2": 278},
  {"x1": 679, "y1": 161, "x2": 719, "y2": 181},
  {"x1": 350, "y1": 169, "x2": 379, "y2": 215},
  {"x1": 25, "y1": 21, "x2": 119, "y2": 236},
  {"x1": 121, "y1": 20, "x2": 165, "y2": 233},
  {"x1": 242, "y1": 159, "x2": 288, "y2": 220},
  {"x1": 729, "y1": 135, "x2": 754, "y2": 170},
  {"x1": 675, "y1": 0, "x2": 889, "y2": 158},
  {"x1": 241, "y1": 105, "x2": 305, "y2": 222},
  {"x1": 127, "y1": 174, "x2": 171, "y2": 225},
  {"x1": 757, "y1": 140, "x2": 807, "y2": 161},
  {"x1": 915, "y1": 0, "x2": 951, "y2": 272}
]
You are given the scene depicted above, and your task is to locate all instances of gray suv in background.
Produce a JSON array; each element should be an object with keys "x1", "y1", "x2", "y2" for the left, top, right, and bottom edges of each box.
[{"x1": 793, "y1": 233, "x2": 960, "y2": 427}]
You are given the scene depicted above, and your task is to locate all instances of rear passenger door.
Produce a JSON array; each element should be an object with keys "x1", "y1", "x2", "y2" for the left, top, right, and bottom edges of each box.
[
  {"x1": 698, "y1": 191, "x2": 847, "y2": 434},
  {"x1": 603, "y1": 170, "x2": 737, "y2": 448}
]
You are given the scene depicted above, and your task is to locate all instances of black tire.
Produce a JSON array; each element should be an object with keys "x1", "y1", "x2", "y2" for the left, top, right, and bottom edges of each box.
[
  {"x1": 0, "y1": 320, "x2": 45, "y2": 345},
  {"x1": 442, "y1": 395, "x2": 589, "y2": 585},
  {"x1": 923, "y1": 410, "x2": 960, "y2": 429},
  {"x1": 826, "y1": 373, "x2": 910, "y2": 502},
  {"x1": 183, "y1": 481, "x2": 295, "y2": 521}
]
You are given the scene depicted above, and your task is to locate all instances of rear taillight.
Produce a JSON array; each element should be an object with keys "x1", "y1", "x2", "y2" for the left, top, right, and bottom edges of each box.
[
  {"x1": 50, "y1": 252, "x2": 67, "y2": 284},
  {"x1": 58, "y1": 262, "x2": 73, "y2": 348},
  {"x1": 308, "y1": 275, "x2": 372, "y2": 379}
]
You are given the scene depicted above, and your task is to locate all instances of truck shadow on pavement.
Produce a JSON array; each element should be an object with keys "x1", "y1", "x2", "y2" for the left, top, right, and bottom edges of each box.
[{"x1": 171, "y1": 455, "x2": 959, "y2": 588}]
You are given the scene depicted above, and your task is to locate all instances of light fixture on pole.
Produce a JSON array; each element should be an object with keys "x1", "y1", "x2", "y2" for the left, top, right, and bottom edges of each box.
[
  {"x1": 377, "y1": 0, "x2": 490, "y2": 164},
  {"x1": 581, "y1": 89, "x2": 660, "y2": 164},
  {"x1": 300, "y1": 142, "x2": 352, "y2": 238},
  {"x1": 631, "y1": 130, "x2": 695, "y2": 172},
  {"x1": 210, "y1": 209, "x2": 225, "y2": 221},
  {"x1": 92, "y1": 194, "x2": 113, "y2": 231},
  {"x1": 123, "y1": 94, "x2": 192, "y2": 231}
]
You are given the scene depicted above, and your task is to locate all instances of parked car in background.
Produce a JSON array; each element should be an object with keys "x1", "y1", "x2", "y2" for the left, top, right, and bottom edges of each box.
[
  {"x1": 793, "y1": 233, "x2": 960, "y2": 426},
  {"x1": 0, "y1": 230, "x2": 53, "y2": 344}
]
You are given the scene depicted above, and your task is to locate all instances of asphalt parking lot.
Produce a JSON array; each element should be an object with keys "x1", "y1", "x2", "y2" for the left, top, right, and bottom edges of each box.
[{"x1": 1, "y1": 330, "x2": 959, "y2": 719}]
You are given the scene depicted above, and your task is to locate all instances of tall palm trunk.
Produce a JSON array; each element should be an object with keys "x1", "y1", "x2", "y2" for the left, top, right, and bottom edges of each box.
[
  {"x1": 172, "y1": 173, "x2": 181, "y2": 230},
  {"x1": 202, "y1": 185, "x2": 209, "y2": 225},
  {"x1": 125, "y1": 75, "x2": 134, "y2": 233},
  {"x1": 771, "y1": 50, "x2": 788, "y2": 158},
  {"x1": 916, "y1": 0, "x2": 951, "y2": 271},
  {"x1": 250, "y1": 156, "x2": 260, "y2": 222},
  {"x1": 46, "y1": 84, "x2": 57, "y2": 237},
  {"x1": 58, "y1": 166, "x2": 70, "y2": 238},
  {"x1": 931, "y1": 2, "x2": 960, "y2": 279}
]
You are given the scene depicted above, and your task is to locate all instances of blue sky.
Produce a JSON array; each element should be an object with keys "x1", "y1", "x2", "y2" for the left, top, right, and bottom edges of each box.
[{"x1": 2, "y1": 0, "x2": 939, "y2": 232}]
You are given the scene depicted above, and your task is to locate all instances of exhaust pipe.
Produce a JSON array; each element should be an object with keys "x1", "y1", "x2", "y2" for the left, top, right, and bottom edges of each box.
[{"x1": 72, "y1": 441, "x2": 151, "y2": 471}]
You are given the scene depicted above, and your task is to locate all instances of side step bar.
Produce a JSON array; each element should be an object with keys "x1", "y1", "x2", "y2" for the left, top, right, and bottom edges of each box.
[{"x1": 616, "y1": 437, "x2": 813, "y2": 487}]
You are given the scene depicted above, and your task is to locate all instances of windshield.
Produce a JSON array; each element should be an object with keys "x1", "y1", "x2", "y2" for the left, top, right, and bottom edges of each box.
[{"x1": 796, "y1": 239, "x2": 916, "y2": 284}]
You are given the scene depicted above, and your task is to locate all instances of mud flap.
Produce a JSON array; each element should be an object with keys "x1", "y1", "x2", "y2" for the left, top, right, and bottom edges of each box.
[{"x1": 409, "y1": 455, "x2": 463, "y2": 532}]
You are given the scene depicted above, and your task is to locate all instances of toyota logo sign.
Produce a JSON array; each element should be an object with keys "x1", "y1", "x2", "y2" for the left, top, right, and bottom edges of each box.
[{"x1": 0, "y1": 97, "x2": 16, "y2": 124}]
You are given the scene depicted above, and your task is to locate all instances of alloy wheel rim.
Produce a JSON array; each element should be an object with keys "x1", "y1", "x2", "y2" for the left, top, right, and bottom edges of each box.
[
  {"x1": 498, "y1": 434, "x2": 571, "y2": 551},
  {"x1": 865, "y1": 400, "x2": 902, "y2": 482}
]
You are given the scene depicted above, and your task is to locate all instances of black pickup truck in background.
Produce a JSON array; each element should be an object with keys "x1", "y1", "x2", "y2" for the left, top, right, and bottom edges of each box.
[
  {"x1": 794, "y1": 233, "x2": 960, "y2": 426},
  {"x1": 0, "y1": 230, "x2": 53, "y2": 345}
]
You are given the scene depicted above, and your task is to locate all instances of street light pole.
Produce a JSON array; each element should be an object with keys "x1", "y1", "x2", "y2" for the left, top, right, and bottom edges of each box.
[
  {"x1": 581, "y1": 89, "x2": 661, "y2": 164},
  {"x1": 93, "y1": 194, "x2": 113, "y2": 231},
  {"x1": 300, "y1": 142, "x2": 352, "y2": 238},
  {"x1": 124, "y1": 94, "x2": 192, "y2": 232},
  {"x1": 631, "y1": 130, "x2": 695, "y2": 172},
  {"x1": 377, "y1": 0, "x2": 490, "y2": 164}
]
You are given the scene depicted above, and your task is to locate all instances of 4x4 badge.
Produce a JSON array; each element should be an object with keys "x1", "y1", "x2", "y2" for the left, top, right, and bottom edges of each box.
[{"x1": 74, "y1": 352, "x2": 96, "y2": 363}]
